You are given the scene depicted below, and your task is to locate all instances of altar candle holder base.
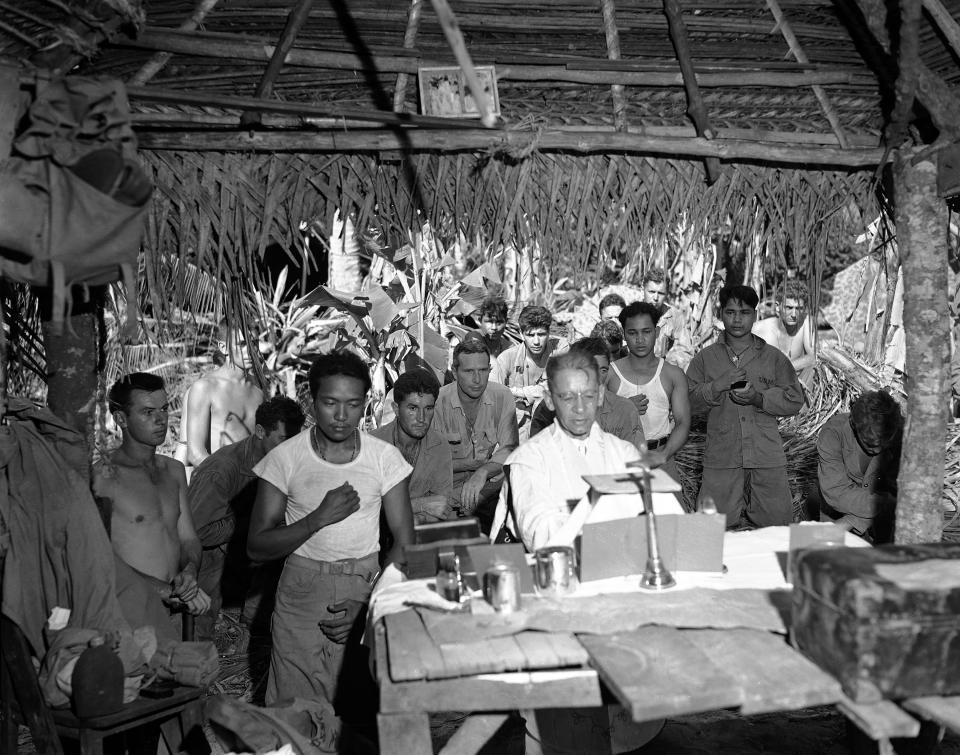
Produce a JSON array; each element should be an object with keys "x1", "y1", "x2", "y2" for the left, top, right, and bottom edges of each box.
[
  {"x1": 629, "y1": 461, "x2": 677, "y2": 591},
  {"x1": 639, "y1": 555, "x2": 677, "y2": 591}
]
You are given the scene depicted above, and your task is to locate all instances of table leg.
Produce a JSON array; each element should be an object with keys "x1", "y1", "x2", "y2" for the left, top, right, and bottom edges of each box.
[
  {"x1": 159, "y1": 715, "x2": 183, "y2": 753},
  {"x1": 378, "y1": 712, "x2": 431, "y2": 755},
  {"x1": 78, "y1": 729, "x2": 104, "y2": 755},
  {"x1": 438, "y1": 713, "x2": 509, "y2": 755},
  {"x1": 520, "y1": 709, "x2": 543, "y2": 755}
]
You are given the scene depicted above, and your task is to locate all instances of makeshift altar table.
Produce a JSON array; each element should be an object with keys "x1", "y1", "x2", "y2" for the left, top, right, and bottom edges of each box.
[{"x1": 371, "y1": 526, "x2": 874, "y2": 754}]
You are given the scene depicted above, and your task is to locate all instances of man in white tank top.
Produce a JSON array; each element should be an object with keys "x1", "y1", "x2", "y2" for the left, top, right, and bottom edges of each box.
[{"x1": 608, "y1": 301, "x2": 691, "y2": 471}]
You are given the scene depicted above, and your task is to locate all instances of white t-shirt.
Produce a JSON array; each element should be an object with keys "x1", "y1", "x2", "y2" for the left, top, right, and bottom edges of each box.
[{"x1": 253, "y1": 431, "x2": 411, "y2": 562}]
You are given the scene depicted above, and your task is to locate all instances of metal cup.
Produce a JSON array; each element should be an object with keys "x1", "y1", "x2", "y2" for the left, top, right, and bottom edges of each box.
[{"x1": 533, "y1": 546, "x2": 579, "y2": 597}]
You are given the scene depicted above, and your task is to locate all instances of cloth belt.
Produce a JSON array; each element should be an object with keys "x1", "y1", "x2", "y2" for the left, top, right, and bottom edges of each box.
[
  {"x1": 647, "y1": 436, "x2": 669, "y2": 450},
  {"x1": 286, "y1": 552, "x2": 379, "y2": 578}
]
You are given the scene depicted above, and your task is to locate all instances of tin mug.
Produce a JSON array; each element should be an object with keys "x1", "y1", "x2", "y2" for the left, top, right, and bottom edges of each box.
[
  {"x1": 483, "y1": 564, "x2": 521, "y2": 613},
  {"x1": 534, "y1": 546, "x2": 579, "y2": 597}
]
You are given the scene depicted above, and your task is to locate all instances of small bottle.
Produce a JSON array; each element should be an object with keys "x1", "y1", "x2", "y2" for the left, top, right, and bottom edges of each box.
[
  {"x1": 436, "y1": 551, "x2": 464, "y2": 602},
  {"x1": 699, "y1": 495, "x2": 718, "y2": 514}
]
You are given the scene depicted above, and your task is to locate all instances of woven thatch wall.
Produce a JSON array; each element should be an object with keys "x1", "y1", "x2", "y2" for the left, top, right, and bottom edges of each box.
[{"x1": 140, "y1": 150, "x2": 881, "y2": 321}]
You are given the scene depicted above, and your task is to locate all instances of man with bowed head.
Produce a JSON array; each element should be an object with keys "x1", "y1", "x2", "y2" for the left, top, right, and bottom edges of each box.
[
  {"x1": 247, "y1": 351, "x2": 414, "y2": 708},
  {"x1": 687, "y1": 284, "x2": 803, "y2": 527},
  {"x1": 372, "y1": 367, "x2": 455, "y2": 523},
  {"x1": 433, "y1": 336, "x2": 519, "y2": 532}
]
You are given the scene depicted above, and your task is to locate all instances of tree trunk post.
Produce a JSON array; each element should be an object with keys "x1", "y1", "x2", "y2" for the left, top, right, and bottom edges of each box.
[
  {"x1": 42, "y1": 308, "x2": 100, "y2": 432},
  {"x1": 893, "y1": 148, "x2": 950, "y2": 544}
]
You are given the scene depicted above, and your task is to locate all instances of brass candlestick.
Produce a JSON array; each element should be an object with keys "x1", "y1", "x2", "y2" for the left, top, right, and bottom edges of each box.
[{"x1": 629, "y1": 461, "x2": 676, "y2": 591}]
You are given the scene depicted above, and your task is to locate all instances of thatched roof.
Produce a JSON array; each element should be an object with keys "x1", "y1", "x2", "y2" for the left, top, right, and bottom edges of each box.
[
  {"x1": 4, "y1": 0, "x2": 960, "y2": 163},
  {"x1": 2, "y1": 0, "x2": 958, "y2": 324}
]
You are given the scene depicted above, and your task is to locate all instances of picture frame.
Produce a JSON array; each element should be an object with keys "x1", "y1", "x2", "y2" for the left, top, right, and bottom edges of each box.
[{"x1": 418, "y1": 65, "x2": 500, "y2": 119}]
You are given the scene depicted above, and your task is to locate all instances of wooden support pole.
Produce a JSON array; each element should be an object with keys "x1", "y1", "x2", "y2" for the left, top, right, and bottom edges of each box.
[
  {"x1": 599, "y1": 0, "x2": 628, "y2": 132},
  {"x1": 765, "y1": 0, "x2": 849, "y2": 149},
  {"x1": 128, "y1": 0, "x2": 221, "y2": 86},
  {"x1": 241, "y1": 0, "x2": 314, "y2": 127},
  {"x1": 394, "y1": 0, "x2": 424, "y2": 113},
  {"x1": 892, "y1": 147, "x2": 950, "y2": 544},
  {"x1": 136, "y1": 127, "x2": 887, "y2": 167},
  {"x1": 661, "y1": 0, "x2": 722, "y2": 183},
  {"x1": 124, "y1": 29, "x2": 859, "y2": 88},
  {"x1": 427, "y1": 0, "x2": 495, "y2": 127}
]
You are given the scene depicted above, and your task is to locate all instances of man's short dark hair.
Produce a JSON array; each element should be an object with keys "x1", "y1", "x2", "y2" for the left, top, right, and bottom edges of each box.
[
  {"x1": 478, "y1": 296, "x2": 508, "y2": 322},
  {"x1": 590, "y1": 320, "x2": 624, "y2": 352},
  {"x1": 256, "y1": 396, "x2": 305, "y2": 434},
  {"x1": 781, "y1": 280, "x2": 808, "y2": 303},
  {"x1": 719, "y1": 284, "x2": 760, "y2": 309},
  {"x1": 643, "y1": 268, "x2": 667, "y2": 287},
  {"x1": 308, "y1": 350, "x2": 372, "y2": 398},
  {"x1": 850, "y1": 390, "x2": 902, "y2": 443},
  {"x1": 598, "y1": 293, "x2": 626, "y2": 314},
  {"x1": 394, "y1": 368, "x2": 441, "y2": 403},
  {"x1": 108, "y1": 373, "x2": 166, "y2": 413},
  {"x1": 518, "y1": 305, "x2": 552, "y2": 333},
  {"x1": 619, "y1": 301, "x2": 661, "y2": 329},
  {"x1": 572, "y1": 336, "x2": 612, "y2": 363},
  {"x1": 546, "y1": 348, "x2": 600, "y2": 389},
  {"x1": 452, "y1": 335, "x2": 490, "y2": 368}
]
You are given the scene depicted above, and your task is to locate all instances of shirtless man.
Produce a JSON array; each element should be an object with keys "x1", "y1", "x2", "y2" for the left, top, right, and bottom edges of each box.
[
  {"x1": 176, "y1": 321, "x2": 264, "y2": 469},
  {"x1": 95, "y1": 373, "x2": 209, "y2": 618},
  {"x1": 752, "y1": 280, "x2": 816, "y2": 375},
  {"x1": 608, "y1": 301, "x2": 691, "y2": 470}
]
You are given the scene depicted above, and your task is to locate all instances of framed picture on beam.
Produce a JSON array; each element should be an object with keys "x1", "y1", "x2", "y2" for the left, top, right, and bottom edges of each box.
[{"x1": 418, "y1": 65, "x2": 500, "y2": 119}]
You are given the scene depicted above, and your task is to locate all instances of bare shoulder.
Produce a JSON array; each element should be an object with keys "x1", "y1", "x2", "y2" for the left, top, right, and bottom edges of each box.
[
  {"x1": 156, "y1": 454, "x2": 188, "y2": 482},
  {"x1": 661, "y1": 360, "x2": 688, "y2": 386},
  {"x1": 184, "y1": 375, "x2": 215, "y2": 403}
]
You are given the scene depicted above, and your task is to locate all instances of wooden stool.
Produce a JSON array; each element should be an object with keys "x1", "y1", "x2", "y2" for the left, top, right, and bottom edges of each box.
[
  {"x1": 0, "y1": 614, "x2": 207, "y2": 755},
  {"x1": 50, "y1": 685, "x2": 205, "y2": 755}
]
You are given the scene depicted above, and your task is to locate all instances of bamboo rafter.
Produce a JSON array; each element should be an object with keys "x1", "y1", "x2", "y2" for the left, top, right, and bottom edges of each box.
[
  {"x1": 661, "y1": 0, "x2": 722, "y2": 183},
  {"x1": 599, "y1": 0, "x2": 628, "y2": 132},
  {"x1": 241, "y1": 0, "x2": 315, "y2": 127},
  {"x1": 765, "y1": 0, "x2": 849, "y2": 149},
  {"x1": 128, "y1": 0, "x2": 221, "y2": 86},
  {"x1": 393, "y1": 0, "x2": 424, "y2": 113}
]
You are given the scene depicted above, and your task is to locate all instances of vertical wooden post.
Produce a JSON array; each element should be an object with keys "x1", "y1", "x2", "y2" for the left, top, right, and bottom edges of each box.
[
  {"x1": 41, "y1": 300, "x2": 102, "y2": 445},
  {"x1": 893, "y1": 148, "x2": 950, "y2": 544}
]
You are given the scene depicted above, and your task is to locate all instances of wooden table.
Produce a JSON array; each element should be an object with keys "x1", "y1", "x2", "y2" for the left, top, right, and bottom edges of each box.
[
  {"x1": 371, "y1": 528, "x2": 960, "y2": 754},
  {"x1": 374, "y1": 605, "x2": 845, "y2": 754}
]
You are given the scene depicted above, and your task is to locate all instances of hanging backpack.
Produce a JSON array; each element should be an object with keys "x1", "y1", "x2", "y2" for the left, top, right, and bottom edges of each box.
[{"x1": 0, "y1": 75, "x2": 152, "y2": 331}]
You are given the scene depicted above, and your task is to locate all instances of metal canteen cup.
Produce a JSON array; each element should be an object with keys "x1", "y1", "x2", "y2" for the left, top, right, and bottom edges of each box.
[{"x1": 534, "y1": 545, "x2": 579, "y2": 596}]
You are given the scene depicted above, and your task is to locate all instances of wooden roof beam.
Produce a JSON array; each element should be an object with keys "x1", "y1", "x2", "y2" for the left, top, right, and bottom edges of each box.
[
  {"x1": 126, "y1": 83, "x2": 484, "y2": 129},
  {"x1": 241, "y1": 0, "x2": 314, "y2": 127},
  {"x1": 121, "y1": 29, "x2": 859, "y2": 88},
  {"x1": 393, "y1": 0, "x2": 424, "y2": 113},
  {"x1": 661, "y1": 0, "x2": 721, "y2": 183},
  {"x1": 129, "y1": 0, "x2": 221, "y2": 86},
  {"x1": 135, "y1": 127, "x2": 886, "y2": 168},
  {"x1": 600, "y1": 0, "x2": 628, "y2": 132},
  {"x1": 766, "y1": 0, "x2": 848, "y2": 148}
]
